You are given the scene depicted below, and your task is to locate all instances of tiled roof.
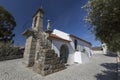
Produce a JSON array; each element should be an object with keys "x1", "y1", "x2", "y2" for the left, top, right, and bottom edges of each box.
[
  {"x1": 69, "y1": 34, "x2": 92, "y2": 45},
  {"x1": 49, "y1": 34, "x2": 71, "y2": 43}
]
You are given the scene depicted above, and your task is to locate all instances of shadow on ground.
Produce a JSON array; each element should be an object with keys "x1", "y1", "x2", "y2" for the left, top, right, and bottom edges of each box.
[
  {"x1": 95, "y1": 63, "x2": 117, "y2": 80},
  {"x1": 104, "y1": 52, "x2": 117, "y2": 57}
]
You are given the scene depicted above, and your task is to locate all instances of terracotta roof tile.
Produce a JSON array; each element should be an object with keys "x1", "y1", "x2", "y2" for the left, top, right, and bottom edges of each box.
[{"x1": 49, "y1": 34, "x2": 71, "y2": 43}]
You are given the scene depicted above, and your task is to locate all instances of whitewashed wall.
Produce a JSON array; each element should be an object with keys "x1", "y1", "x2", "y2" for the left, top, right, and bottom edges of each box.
[
  {"x1": 51, "y1": 29, "x2": 92, "y2": 64},
  {"x1": 102, "y1": 43, "x2": 108, "y2": 54},
  {"x1": 74, "y1": 51, "x2": 82, "y2": 64},
  {"x1": 69, "y1": 37, "x2": 92, "y2": 62},
  {"x1": 51, "y1": 39, "x2": 74, "y2": 64},
  {"x1": 51, "y1": 39, "x2": 69, "y2": 57}
]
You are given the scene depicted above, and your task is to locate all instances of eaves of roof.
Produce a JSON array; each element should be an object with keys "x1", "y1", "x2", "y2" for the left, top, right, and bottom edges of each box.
[
  {"x1": 49, "y1": 34, "x2": 71, "y2": 43},
  {"x1": 69, "y1": 34, "x2": 92, "y2": 46}
]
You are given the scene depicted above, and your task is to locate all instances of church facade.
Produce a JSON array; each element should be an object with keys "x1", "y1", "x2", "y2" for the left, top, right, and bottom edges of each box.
[
  {"x1": 50, "y1": 29, "x2": 92, "y2": 64},
  {"x1": 23, "y1": 8, "x2": 92, "y2": 76}
]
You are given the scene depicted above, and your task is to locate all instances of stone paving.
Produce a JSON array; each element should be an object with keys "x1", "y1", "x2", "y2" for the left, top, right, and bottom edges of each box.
[{"x1": 0, "y1": 54, "x2": 117, "y2": 80}]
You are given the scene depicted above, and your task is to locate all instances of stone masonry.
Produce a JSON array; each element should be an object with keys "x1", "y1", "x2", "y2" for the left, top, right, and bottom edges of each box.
[
  {"x1": 23, "y1": 29, "x2": 37, "y2": 67},
  {"x1": 33, "y1": 49, "x2": 65, "y2": 76},
  {"x1": 23, "y1": 8, "x2": 65, "y2": 76}
]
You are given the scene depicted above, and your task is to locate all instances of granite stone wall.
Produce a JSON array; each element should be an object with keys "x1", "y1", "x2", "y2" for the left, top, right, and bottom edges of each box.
[
  {"x1": 32, "y1": 30, "x2": 65, "y2": 76},
  {"x1": 23, "y1": 8, "x2": 65, "y2": 76},
  {"x1": 33, "y1": 49, "x2": 65, "y2": 76},
  {"x1": 23, "y1": 29, "x2": 65, "y2": 76},
  {"x1": 23, "y1": 35, "x2": 37, "y2": 67}
]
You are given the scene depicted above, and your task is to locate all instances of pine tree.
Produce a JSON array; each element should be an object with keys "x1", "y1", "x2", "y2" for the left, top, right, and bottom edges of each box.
[{"x1": 0, "y1": 6, "x2": 16, "y2": 44}]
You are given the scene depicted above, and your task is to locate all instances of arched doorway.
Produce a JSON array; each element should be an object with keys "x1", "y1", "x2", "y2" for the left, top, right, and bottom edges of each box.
[{"x1": 60, "y1": 44, "x2": 69, "y2": 63}]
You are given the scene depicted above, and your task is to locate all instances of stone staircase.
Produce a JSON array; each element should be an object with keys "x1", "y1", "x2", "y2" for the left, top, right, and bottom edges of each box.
[{"x1": 33, "y1": 49, "x2": 65, "y2": 76}]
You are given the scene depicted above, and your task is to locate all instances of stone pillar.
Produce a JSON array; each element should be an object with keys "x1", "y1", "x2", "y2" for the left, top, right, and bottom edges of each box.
[
  {"x1": 23, "y1": 35, "x2": 36, "y2": 67},
  {"x1": 22, "y1": 29, "x2": 37, "y2": 67}
]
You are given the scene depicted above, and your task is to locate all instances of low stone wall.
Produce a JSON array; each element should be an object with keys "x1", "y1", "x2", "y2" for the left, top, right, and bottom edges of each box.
[
  {"x1": 117, "y1": 57, "x2": 120, "y2": 80},
  {"x1": 92, "y1": 51, "x2": 103, "y2": 54},
  {"x1": 0, "y1": 55, "x2": 23, "y2": 61},
  {"x1": 33, "y1": 49, "x2": 65, "y2": 76}
]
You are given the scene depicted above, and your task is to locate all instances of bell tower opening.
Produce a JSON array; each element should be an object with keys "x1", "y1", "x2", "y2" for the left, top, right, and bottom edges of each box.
[
  {"x1": 32, "y1": 8, "x2": 44, "y2": 31},
  {"x1": 34, "y1": 16, "x2": 38, "y2": 27}
]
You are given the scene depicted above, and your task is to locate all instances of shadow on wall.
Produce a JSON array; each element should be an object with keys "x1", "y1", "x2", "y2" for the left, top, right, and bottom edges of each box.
[{"x1": 95, "y1": 63, "x2": 117, "y2": 80}]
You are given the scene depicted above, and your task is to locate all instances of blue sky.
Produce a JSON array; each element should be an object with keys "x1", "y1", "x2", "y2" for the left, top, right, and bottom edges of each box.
[{"x1": 0, "y1": 0, "x2": 101, "y2": 46}]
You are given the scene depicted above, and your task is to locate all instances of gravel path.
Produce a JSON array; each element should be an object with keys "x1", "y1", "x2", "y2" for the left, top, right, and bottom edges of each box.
[{"x1": 0, "y1": 54, "x2": 117, "y2": 80}]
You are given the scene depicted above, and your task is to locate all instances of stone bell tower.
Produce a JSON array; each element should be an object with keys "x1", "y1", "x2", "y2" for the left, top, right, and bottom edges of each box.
[
  {"x1": 23, "y1": 8, "x2": 44, "y2": 67},
  {"x1": 32, "y1": 8, "x2": 44, "y2": 31},
  {"x1": 23, "y1": 8, "x2": 65, "y2": 76}
]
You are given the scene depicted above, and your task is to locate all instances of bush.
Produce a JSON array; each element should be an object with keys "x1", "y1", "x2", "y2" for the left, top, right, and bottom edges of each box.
[{"x1": 0, "y1": 42, "x2": 23, "y2": 60}]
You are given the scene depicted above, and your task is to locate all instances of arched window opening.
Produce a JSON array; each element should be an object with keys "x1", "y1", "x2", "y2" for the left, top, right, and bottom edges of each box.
[
  {"x1": 34, "y1": 16, "x2": 38, "y2": 27},
  {"x1": 60, "y1": 44, "x2": 69, "y2": 63}
]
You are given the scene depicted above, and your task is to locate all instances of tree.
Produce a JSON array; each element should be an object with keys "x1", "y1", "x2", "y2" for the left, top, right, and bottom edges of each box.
[
  {"x1": 83, "y1": 0, "x2": 120, "y2": 52},
  {"x1": 0, "y1": 6, "x2": 16, "y2": 44}
]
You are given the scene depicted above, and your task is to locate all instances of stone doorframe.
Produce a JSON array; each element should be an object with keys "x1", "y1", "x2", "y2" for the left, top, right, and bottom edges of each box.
[{"x1": 60, "y1": 44, "x2": 69, "y2": 64}]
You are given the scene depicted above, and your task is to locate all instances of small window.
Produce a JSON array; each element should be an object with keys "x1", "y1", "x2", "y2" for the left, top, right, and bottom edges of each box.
[
  {"x1": 34, "y1": 16, "x2": 38, "y2": 27},
  {"x1": 82, "y1": 48, "x2": 86, "y2": 53},
  {"x1": 74, "y1": 40, "x2": 77, "y2": 50}
]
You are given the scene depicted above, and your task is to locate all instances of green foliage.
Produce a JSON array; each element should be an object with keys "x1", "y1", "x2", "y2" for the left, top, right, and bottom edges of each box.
[
  {"x1": 0, "y1": 6, "x2": 16, "y2": 43},
  {"x1": 0, "y1": 42, "x2": 19, "y2": 57},
  {"x1": 84, "y1": 0, "x2": 120, "y2": 52}
]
